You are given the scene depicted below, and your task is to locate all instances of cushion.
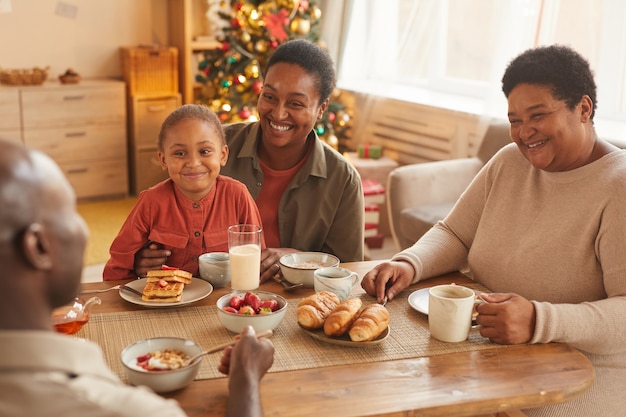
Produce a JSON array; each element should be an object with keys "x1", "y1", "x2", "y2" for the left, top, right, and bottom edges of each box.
[{"x1": 398, "y1": 203, "x2": 455, "y2": 245}]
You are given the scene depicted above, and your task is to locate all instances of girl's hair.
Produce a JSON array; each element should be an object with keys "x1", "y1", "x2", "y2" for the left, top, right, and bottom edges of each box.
[{"x1": 158, "y1": 104, "x2": 225, "y2": 150}]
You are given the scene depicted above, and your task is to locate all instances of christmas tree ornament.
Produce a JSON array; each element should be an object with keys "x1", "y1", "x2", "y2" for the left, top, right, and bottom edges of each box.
[
  {"x1": 255, "y1": 40, "x2": 268, "y2": 53},
  {"x1": 290, "y1": 17, "x2": 310, "y2": 35},
  {"x1": 251, "y1": 80, "x2": 263, "y2": 94}
]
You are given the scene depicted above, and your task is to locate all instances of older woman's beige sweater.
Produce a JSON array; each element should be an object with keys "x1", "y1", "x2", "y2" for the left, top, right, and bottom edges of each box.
[{"x1": 396, "y1": 143, "x2": 626, "y2": 417}]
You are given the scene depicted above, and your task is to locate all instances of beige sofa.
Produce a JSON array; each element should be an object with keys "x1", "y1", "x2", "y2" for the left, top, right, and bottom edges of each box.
[{"x1": 387, "y1": 122, "x2": 511, "y2": 251}]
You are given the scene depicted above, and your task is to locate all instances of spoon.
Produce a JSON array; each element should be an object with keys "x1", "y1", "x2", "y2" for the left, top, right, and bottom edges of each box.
[
  {"x1": 272, "y1": 276, "x2": 304, "y2": 291},
  {"x1": 185, "y1": 329, "x2": 274, "y2": 367}
]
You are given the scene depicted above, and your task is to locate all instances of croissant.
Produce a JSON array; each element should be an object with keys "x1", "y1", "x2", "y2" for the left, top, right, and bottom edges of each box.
[
  {"x1": 348, "y1": 303, "x2": 390, "y2": 342},
  {"x1": 324, "y1": 297, "x2": 362, "y2": 337},
  {"x1": 297, "y1": 291, "x2": 340, "y2": 330}
]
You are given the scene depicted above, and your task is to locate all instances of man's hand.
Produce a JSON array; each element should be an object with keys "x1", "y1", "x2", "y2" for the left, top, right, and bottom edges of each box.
[
  {"x1": 133, "y1": 242, "x2": 171, "y2": 278},
  {"x1": 218, "y1": 325, "x2": 274, "y2": 378},
  {"x1": 475, "y1": 293, "x2": 536, "y2": 344}
]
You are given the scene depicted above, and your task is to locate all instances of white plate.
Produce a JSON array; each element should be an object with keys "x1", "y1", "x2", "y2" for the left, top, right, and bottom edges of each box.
[
  {"x1": 119, "y1": 278, "x2": 213, "y2": 308},
  {"x1": 408, "y1": 288, "x2": 430, "y2": 315}
]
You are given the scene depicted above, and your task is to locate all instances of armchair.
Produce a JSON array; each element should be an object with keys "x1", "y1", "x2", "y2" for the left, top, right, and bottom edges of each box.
[{"x1": 387, "y1": 121, "x2": 511, "y2": 251}]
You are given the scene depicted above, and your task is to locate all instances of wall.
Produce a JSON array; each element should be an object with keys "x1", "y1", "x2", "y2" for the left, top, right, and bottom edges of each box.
[{"x1": 0, "y1": 0, "x2": 168, "y2": 80}]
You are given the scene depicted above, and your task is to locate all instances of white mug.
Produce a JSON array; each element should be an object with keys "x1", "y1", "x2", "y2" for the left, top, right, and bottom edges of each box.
[
  {"x1": 198, "y1": 252, "x2": 230, "y2": 288},
  {"x1": 428, "y1": 284, "x2": 480, "y2": 343},
  {"x1": 313, "y1": 267, "x2": 359, "y2": 300}
]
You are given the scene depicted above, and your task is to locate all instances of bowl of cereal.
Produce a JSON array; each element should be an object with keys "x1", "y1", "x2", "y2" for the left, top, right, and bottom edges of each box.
[
  {"x1": 120, "y1": 337, "x2": 203, "y2": 393},
  {"x1": 279, "y1": 252, "x2": 340, "y2": 287}
]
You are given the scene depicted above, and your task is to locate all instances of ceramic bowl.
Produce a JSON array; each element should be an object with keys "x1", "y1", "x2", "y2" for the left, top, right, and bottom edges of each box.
[
  {"x1": 120, "y1": 337, "x2": 203, "y2": 393},
  {"x1": 216, "y1": 290, "x2": 287, "y2": 333},
  {"x1": 279, "y1": 252, "x2": 340, "y2": 286}
]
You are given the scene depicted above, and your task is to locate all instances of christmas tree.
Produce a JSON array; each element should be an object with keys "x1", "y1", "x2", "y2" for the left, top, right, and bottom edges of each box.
[{"x1": 196, "y1": 0, "x2": 352, "y2": 151}]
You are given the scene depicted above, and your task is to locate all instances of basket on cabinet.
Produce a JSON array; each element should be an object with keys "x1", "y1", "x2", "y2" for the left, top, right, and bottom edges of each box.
[
  {"x1": 0, "y1": 66, "x2": 49, "y2": 86},
  {"x1": 120, "y1": 46, "x2": 179, "y2": 96}
]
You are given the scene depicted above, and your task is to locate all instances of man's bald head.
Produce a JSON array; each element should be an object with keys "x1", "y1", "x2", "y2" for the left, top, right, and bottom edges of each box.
[
  {"x1": 0, "y1": 141, "x2": 41, "y2": 243},
  {"x1": 0, "y1": 139, "x2": 89, "y2": 329}
]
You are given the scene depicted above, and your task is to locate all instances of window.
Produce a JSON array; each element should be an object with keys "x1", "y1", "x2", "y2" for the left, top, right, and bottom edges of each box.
[{"x1": 337, "y1": 0, "x2": 626, "y2": 129}]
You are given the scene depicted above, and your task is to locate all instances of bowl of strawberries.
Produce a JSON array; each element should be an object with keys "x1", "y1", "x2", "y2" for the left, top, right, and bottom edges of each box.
[{"x1": 216, "y1": 291, "x2": 287, "y2": 333}]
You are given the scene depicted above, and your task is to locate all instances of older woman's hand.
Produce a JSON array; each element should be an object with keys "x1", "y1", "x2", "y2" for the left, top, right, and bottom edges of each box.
[
  {"x1": 475, "y1": 293, "x2": 536, "y2": 344},
  {"x1": 361, "y1": 260, "x2": 415, "y2": 303}
]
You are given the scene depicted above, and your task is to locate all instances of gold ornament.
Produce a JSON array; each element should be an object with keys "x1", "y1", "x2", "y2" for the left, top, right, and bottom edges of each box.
[
  {"x1": 255, "y1": 40, "x2": 268, "y2": 53},
  {"x1": 310, "y1": 6, "x2": 322, "y2": 20},
  {"x1": 244, "y1": 60, "x2": 261, "y2": 78},
  {"x1": 241, "y1": 31, "x2": 251, "y2": 44},
  {"x1": 290, "y1": 17, "x2": 311, "y2": 35}
]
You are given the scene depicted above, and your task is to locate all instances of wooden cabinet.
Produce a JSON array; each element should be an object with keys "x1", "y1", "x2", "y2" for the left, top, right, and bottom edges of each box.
[
  {"x1": 168, "y1": 0, "x2": 221, "y2": 104},
  {"x1": 128, "y1": 94, "x2": 181, "y2": 194},
  {"x1": 18, "y1": 80, "x2": 128, "y2": 199},
  {"x1": 0, "y1": 88, "x2": 22, "y2": 142}
]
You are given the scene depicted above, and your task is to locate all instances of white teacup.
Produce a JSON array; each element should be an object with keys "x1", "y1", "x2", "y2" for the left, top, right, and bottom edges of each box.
[
  {"x1": 313, "y1": 267, "x2": 359, "y2": 300},
  {"x1": 198, "y1": 252, "x2": 230, "y2": 288},
  {"x1": 428, "y1": 284, "x2": 480, "y2": 343}
]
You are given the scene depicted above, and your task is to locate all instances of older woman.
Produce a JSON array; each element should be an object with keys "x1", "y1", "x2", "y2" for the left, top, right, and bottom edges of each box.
[{"x1": 362, "y1": 45, "x2": 626, "y2": 416}]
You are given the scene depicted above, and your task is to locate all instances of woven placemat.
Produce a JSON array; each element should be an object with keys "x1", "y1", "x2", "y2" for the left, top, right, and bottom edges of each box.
[{"x1": 76, "y1": 283, "x2": 506, "y2": 382}]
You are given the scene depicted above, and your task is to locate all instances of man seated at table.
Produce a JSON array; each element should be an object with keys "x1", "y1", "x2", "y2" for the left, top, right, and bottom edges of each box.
[{"x1": 0, "y1": 138, "x2": 274, "y2": 417}]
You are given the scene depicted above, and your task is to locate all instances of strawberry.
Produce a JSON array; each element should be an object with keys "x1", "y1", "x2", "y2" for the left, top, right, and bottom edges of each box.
[
  {"x1": 161, "y1": 265, "x2": 178, "y2": 270},
  {"x1": 229, "y1": 295, "x2": 244, "y2": 309},
  {"x1": 239, "y1": 305, "x2": 256, "y2": 315},
  {"x1": 244, "y1": 292, "x2": 261, "y2": 311},
  {"x1": 157, "y1": 279, "x2": 168, "y2": 288},
  {"x1": 258, "y1": 307, "x2": 273, "y2": 315},
  {"x1": 136, "y1": 354, "x2": 151, "y2": 363},
  {"x1": 260, "y1": 299, "x2": 279, "y2": 312},
  {"x1": 222, "y1": 306, "x2": 238, "y2": 314}
]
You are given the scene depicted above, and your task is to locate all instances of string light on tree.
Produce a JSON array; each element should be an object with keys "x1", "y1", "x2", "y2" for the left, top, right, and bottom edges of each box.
[{"x1": 197, "y1": 0, "x2": 351, "y2": 150}]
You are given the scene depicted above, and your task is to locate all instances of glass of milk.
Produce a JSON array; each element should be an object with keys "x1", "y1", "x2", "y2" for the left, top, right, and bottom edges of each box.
[{"x1": 228, "y1": 224, "x2": 262, "y2": 291}]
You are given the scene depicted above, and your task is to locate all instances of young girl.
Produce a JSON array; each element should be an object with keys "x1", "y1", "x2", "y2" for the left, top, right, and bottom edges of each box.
[{"x1": 103, "y1": 104, "x2": 264, "y2": 280}]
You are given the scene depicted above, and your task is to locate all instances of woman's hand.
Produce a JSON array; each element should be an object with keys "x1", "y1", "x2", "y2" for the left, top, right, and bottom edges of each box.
[
  {"x1": 259, "y1": 248, "x2": 299, "y2": 283},
  {"x1": 361, "y1": 260, "x2": 415, "y2": 303},
  {"x1": 475, "y1": 293, "x2": 536, "y2": 344}
]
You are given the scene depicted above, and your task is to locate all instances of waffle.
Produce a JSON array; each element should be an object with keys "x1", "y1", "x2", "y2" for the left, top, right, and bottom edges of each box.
[
  {"x1": 141, "y1": 281, "x2": 184, "y2": 303},
  {"x1": 146, "y1": 269, "x2": 192, "y2": 284}
]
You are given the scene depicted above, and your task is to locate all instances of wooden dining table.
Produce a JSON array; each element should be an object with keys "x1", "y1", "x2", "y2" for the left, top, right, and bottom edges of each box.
[{"x1": 79, "y1": 260, "x2": 594, "y2": 417}]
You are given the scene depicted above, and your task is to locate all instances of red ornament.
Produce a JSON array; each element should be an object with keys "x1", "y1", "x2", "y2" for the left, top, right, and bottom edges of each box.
[
  {"x1": 299, "y1": 0, "x2": 309, "y2": 12},
  {"x1": 251, "y1": 80, "x2": 263, "y2": 94},
  {"x1": 239, "y1": 108, "x2": 252, "y2": 119},
  {"x1": 270, "y1": 40, "x2": 278, "y2": 49},
  {"x1": 221, "y1": 41, "x2": 230, "y2": 52},
  {"x1": 328, "y1": 112, "x2": 336, "y2": 123},
  {"x1": 218, "y1": 113, "x2": 229, "y2": 122}
]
